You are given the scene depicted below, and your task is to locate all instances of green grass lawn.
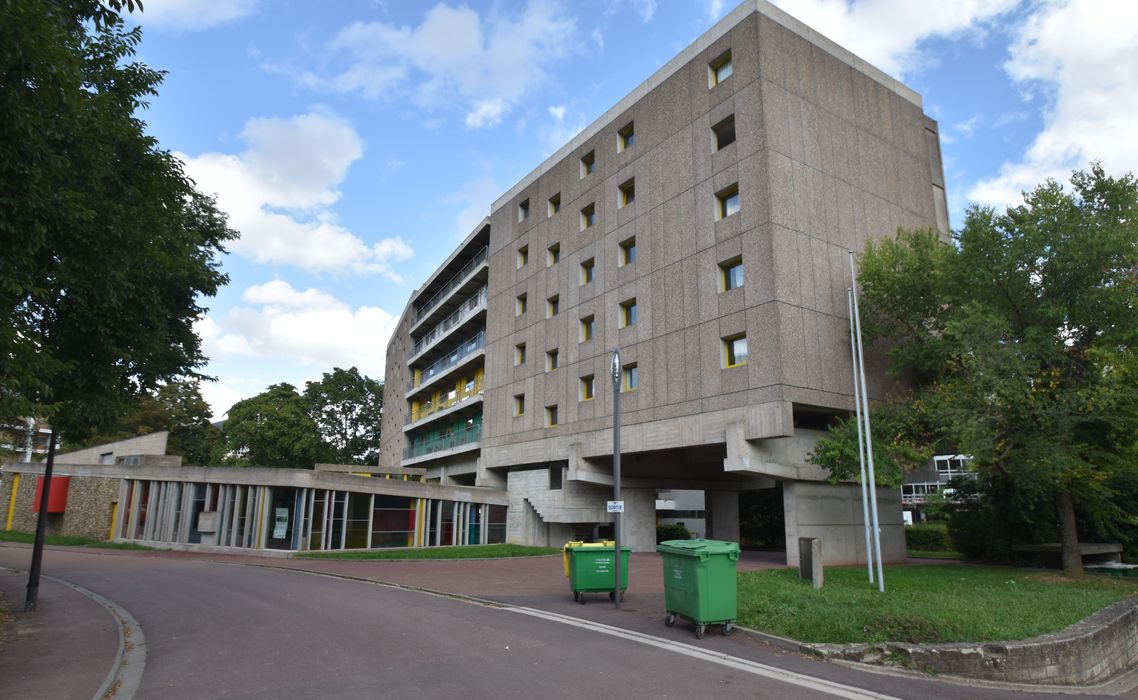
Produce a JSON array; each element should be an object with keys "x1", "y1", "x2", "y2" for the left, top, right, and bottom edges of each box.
[
  {"x1": 295, "y1": 543, "x2": 560, "y2": 560},
  {"x1": 0, "y1": 530, "x2": 155, "y2": 551},
  {"x1": 737, "y1": 565, "x2": 1138, "y2": 644}
]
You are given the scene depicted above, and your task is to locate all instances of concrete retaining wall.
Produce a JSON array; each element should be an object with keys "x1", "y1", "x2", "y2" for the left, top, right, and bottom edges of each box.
[{"x1": 805, "y1": 597, "x2": 1138, "y2": 685}]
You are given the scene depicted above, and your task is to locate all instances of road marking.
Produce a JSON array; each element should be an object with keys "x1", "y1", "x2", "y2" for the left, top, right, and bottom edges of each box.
[{"x1": 506, "y1": 606, "x2": 901, "y2": 700}]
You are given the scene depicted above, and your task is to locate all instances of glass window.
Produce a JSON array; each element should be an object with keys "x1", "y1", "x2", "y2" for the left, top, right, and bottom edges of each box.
[
  {"x1": 547, "y1": 242, "x2": 560, "y2": 265},
  {"x1": 622, "y1": 363, "x2": 638, "y2": 391},
  {"x1": 580, "y1": 314, "x2": 595, "y2": 342},
  {"x1": 580, "y1": 203, "x2": 596, "y2": 230},
  {"x1": 580, "y1": 374, "x2": 595, "y2": 401},
  {"x1": 617, "y1": 121, "x2": 635, "y2": 152},
  {"x1": 724, "y1": 334, "x2": 748, "y2": 367},
  {"x1": 514, "y1": 394, "x2": 526, "y2": 416},
  {"x1": 517, "y1": 245, "x2": 528, "y2": 269},
  {"x1": 547, "y1": 294, "x2": 560, "y2": 318},
  {"x1": 720, "y1": 257, "x2": 744, "y2": 291},
  {"x1": 515, "y1": 342, "x2": 526, "y2": 365},
  {"x1": 518, "y1": 198, "x2": 530, "y2": 222},
  {"x1": 619, "y1": 237, "x2": 637, "y2": 266},
  {"x1": 548, "y1": 192, "x2": 561, "y2": 217},
  {"x1": 516, "y1": 293, "x2": 527, "y2": 316},
  {"x1": 712, "y1": 114, "x2": 736, "y2": 151},
  {"x1": 620, "y1": 298, "x2": 637, "y2": 327},
  {"x1": 546, "y1": 349, "x2": 559, "y2": 371},
  {"x1": 580, "y1": 257, "x2": 595, "y2": 285},
  {"x1": 580, "y1": 150, "x2": 595, "y2": 178},
  {"x1": 546, "y1": 405, "x2": 558, "y2": 427},
  {"x1": 619, "y1": 178, "x2": 635, "y2": 208},
  {"x1": 709, "y1": 50, "x2": 733, "y2": 87},
  {"x1": 716, "y1": 184, "x2": 740, "y2": 220}
]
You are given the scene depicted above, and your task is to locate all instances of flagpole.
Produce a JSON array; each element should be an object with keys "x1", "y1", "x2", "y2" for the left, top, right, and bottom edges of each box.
[
  {"x1": 849, "y1": 252, "x2": 885, "y2": 593},
  {"x1": 848, "y1": 288, "x2": 874, "y2": 583}
]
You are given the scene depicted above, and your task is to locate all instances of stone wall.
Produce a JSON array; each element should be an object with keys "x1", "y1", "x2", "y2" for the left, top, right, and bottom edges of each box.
[
  {"x1": 5, "y1": 472, "x2": 119, "y2": 540},
  {"x1": 806, "y1": 597, "x2": 1138, "y2": 685}
]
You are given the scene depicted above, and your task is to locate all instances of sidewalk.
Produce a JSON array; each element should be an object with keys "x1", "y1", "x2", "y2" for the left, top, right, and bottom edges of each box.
[{"x1": 0, "y1": 564, "x2": 118, "y2": 700}]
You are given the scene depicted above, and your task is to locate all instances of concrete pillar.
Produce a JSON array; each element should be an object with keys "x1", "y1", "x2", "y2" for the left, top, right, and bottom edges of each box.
[
  {"x1": 782, "y1": 481, "x2": 905, "y2": 567},
  {"x1": 621, "y1": 487, "x2": 657, "y2": 552},
  {"x1": 706, "y1": 490, "x2": 740, "y2": 542}
]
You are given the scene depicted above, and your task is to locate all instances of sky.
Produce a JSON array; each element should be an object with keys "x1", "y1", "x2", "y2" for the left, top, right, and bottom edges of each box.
[{"x1": 122, "y1": 0, "x2": 1138, "y2": 420}]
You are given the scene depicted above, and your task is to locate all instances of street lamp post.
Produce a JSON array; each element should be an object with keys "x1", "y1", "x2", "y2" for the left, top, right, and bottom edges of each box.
[{"x1": 611, "y1": 348, "x2": 622, "y2": 610}]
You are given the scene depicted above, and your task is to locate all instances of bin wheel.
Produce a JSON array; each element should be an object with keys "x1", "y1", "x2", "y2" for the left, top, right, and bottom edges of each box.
[
  {"x1": 722, "y1": 622, "x2": 734, "y2": 636},
  {"x1": 578, "y1": 594, "x2": 586, "y2": 605},
  {"x1": 609, "y1": 591, "x2": 615, "y2": 601},
  {"x1": 665, "y1": 613, "x2": 676, "y2": 627},
  {"x1": 696, "y1": 624, "x2": 706, "y2": 639},
  {"x1": 573, "y1": 592, "x2": 580, "y2": 603}
]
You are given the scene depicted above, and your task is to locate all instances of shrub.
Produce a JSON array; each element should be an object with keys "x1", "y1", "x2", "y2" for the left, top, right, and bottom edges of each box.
[
  {"x1": 657, "y1": 523, "x2": 691, "y2": 543},
  {"x1": 905, "y1": 523, "x2": 952, "y2": 552}
]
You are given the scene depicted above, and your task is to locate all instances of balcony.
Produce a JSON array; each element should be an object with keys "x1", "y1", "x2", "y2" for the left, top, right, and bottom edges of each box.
[
  {"x1": 411, "y1": 246, "x2": 488, "y2": 331},
  {"x1": 407, "y1": 330, "x2": 484, "y2": 396},
  {"x1": 410, "y1": 286, "x2": 487, "y2": 360},
  {"x1": 405, "y1": 376, "x2": 484, "y2": 427},
  {"x1": 404, "y1": 422, "x2": 482, "y2": 461}
]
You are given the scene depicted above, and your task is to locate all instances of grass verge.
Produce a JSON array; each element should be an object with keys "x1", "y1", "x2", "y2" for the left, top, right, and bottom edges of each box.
[
  {"x1": 295, "y1": 543, "x2": 560, "y2": 560},
  {"x1": 0, "y1": 530, "x2": 155, "y2": 551},
  {"x1": 737, "y1": 565, "x2": 1138, "y2": 644}
]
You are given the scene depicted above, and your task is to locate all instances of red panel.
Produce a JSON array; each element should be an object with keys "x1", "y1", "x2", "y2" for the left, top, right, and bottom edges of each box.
[{"x1": 33, "y1": 476, "x2": 70, "y2": 513}]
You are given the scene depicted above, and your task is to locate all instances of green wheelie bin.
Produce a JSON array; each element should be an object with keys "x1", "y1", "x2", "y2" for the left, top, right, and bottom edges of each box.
[
  {"x1": 567, "y1": 544, "x2": 630, "y2": 604},
  {"x1": 657, "y1": 538, "x2": 739, "y2": 638}
]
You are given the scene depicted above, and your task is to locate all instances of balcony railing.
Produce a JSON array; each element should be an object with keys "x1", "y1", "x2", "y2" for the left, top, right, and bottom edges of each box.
[
  {"x1": 412, "y1": 246, "x2": 488, "y2": 324},
  {"x1": 411, "y1": 286, "x2": 487, "y2": 358},
  {"x1": 407, "y1": 376, "x2": 484, "y2": 425},
  {"x1": 404, "y1": 422, "x2": 482, "y2": 460},
  {"x1": 408, "y1": 330, "x2": 485, "y2": 391}
]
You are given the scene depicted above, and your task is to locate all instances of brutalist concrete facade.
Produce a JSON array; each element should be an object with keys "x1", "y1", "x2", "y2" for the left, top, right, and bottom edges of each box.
[{"x1": 381, "y1": 0, "x2": 948, "y2": 562}]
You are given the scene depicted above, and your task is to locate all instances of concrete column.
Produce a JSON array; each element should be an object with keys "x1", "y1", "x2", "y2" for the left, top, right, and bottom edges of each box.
[
  {"x1": 706, "y1": 490, "x2": 740, "y2": 542},
  {"x1": 621, "y1": 487, "x2": 657, "y2": 552},
  {"x1": 781, "y1": 481, "x2": 905, "y2": 567},
  {"x1": 112, "y1": 480, "x2": 129, "y2": 540}
]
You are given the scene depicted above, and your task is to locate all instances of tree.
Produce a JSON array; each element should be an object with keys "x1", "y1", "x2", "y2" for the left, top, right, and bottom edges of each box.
[
  {"x1": 0, "y1": 0, "x2": 237, "y2": 609},
  {"x1": 212, "y1": 384, "x2": 322, "y2": 469},
  {"x1": 67, "y1": 379, "x2": 218, "y2": 465},
  {"x1": 849, "y1": 166, "x2": 1138, "y2": 577},
  {"x1": 303, "y1": 367, "x2": 383, "y2": 465}
]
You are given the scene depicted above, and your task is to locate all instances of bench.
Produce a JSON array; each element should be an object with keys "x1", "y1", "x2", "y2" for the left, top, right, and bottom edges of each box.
[{"x1": 1010, "y1": 543, "x2": 1123, "y2": 568}]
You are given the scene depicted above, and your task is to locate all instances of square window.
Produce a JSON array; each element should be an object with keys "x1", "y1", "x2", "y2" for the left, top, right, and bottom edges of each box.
[
  {"x1": 516, "y1": 292, "x2": 528, "y2": 316},
  {"x1": 547, "y1": 242, "x2": 561, "y2": 266},
  {"x1": 546, "y1": 348, "x2": 560, "y2": 371},
  {"x1": 716, "y1": 184, "x2": 740, "y2": 220},
  {"x1": 518, "y1": 198, "x2": 530, "y2": 222},
  {"x1": 712, "y1": 114, "x2": 736, "y2": 151},
  {"x1": 620, "y1": 298, "x2": 637, "y2": 327},
  {"x1": 547, "y1": 294, "x2": 560, "y2": 318},
  {"x1": 580, "y1": 257, "x2": 595, "y2": 285},
  {"x1": 617, "y1": 121, "x2": 635, "y2": 152},
  {"x1": 622, "y1": 363, "x2": 638, "y2": 391},
  {"x1": 618, "y1": 178, "x2": 636, "y2": 208},
  {"x1": 517, "y1": 244, "x2": 528, "y2": 269},
  {"x1": 580, "y1": 314, "x2": 595, "y2": 342},
  {"x1": 709, "y1": 50, "x2": 733, "y2": 88},
  {"x1": 548, "y1": 192, "x2": 561, "y2": 217},
  {"x1": 546, "y1": 405, "x2": 558, "y2": 427},
  {"x1": 515, "y1": 342, "x2": 526, "y2": 365},
  {"x1": 580, "y1": 374, "x2": 595, "y2": 401},
  {"x1": 580, "y1": 203, "x2": 596, "y2": 231},
  {"x1": 580, "y1": 150, "x2": 595, "y2": 178},
  {"x1": 514, "y1": 393, "x2": 526, "y2": 416},
  {"x1": 724, "y1": 333, "x2": 748, "y2": 368},
  {"x1": 619, "y1": 237, "x2": 637, "y2": 266},
  {"x1": 720, "y1": 257, "x2": 744, "y2": 291}
]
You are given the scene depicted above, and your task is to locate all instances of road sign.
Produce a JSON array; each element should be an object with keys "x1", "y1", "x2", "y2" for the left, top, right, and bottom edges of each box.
[{"x1": 607, "y1": 500, "x2": 624, "y2": 513}]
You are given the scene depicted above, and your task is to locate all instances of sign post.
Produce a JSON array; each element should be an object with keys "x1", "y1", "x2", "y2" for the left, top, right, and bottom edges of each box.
[{"x1": 611, "y1": 348, "x2": 622, "y2": 609}]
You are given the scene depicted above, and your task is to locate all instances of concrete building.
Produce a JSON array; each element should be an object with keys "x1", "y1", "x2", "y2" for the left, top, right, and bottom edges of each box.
[{"x1": 380, "y1": 0, "x2": 949, "y2": 565}]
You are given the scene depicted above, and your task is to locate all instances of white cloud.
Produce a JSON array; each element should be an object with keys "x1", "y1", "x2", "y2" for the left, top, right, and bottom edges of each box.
[
  {"x1": 444, "y1": 176, "x2": 500, "y2": 240},
  {"x1": 953, "y1": 114, "x2": 983, "y2": 138},
  {"x1": 179, "y1": 113, "x2": 413, "y2": 278},
  {"x1": 130, "y1": 0, "x2": 256, "y2": 30},
  {"x1": 704, "y1": 0, "x2": 726, "y2": 23},
  {"x1": 548, "y1": 105, "x2": 567, "y2": 121},
  {"x1": 770, "y1": 0, "x2": 1018, "y2": 78},
  {"x1": 200, "y1": 281, "x2": 399, "y2": 379},
  {"x1": 631, "y1": 0, "x2": 658, "y2": 22},
  {"x1": 296, "y1": 2, "x2": 576, "y2": 129},
  {"x1": 968, "y1": 1, "x2": 1138, "y2": 207}
]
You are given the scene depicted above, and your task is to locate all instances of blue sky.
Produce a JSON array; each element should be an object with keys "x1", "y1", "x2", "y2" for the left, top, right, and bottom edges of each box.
[{"x1": 123, "y1": 0, "x2": 1138, "y2": 418}]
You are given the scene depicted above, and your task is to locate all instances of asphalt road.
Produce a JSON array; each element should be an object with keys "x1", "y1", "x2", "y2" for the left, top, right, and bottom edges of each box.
[{"x1": 0, "y1": 547, "x2": 1133, "y2": 700}]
